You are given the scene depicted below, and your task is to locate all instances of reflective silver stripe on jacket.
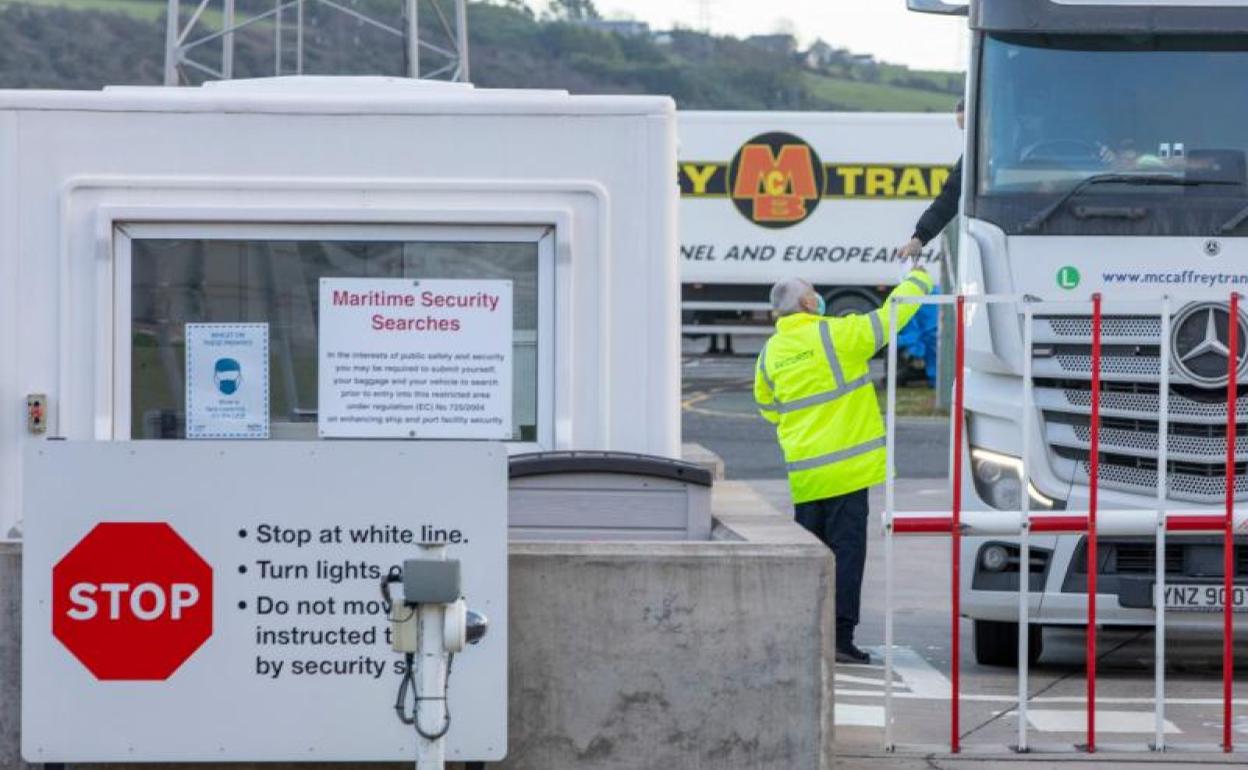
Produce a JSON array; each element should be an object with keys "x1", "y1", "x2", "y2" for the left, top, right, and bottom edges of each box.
[
  {"x1": 819, "y1": 321, "x2": 845, "y2": 386},
  {"x1": 762, "y1": 320, "x2": 868, "y2": 414},
  {"x1": 869, "y1": 312, "x2": 885, "y2": 352},
  {"x1": 756, "y1": 344, "x2": 778, "y2": 411},
  {"x1": 786, "y1": 436, "x2": 887, "y2": 472},
  {"x1": 758, "y1": 343, "x2": 776, "y2": 393},
  {"x1": 904, "y1": 276, "x2": 931, "y2": 294},
  {"x1": 773, "y1": 374, "x2": 870, "y2": 414}
]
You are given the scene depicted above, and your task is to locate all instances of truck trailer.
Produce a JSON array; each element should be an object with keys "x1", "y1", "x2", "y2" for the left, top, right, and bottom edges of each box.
[{"x1": 678, "y1": 110, "x2": 961, "y2": 336}]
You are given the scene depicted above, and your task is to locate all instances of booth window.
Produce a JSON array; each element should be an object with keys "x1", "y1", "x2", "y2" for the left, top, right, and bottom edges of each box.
[{"x1": 124, "y1": 225, "x2": 550, "y2": 444}]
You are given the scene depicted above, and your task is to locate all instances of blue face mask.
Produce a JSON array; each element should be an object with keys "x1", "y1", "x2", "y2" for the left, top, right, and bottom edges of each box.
[{"x1": 814, "y1": 294, "x2": 826, "y2": 316}]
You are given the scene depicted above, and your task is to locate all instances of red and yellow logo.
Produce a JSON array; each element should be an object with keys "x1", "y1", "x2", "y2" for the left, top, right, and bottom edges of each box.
[{"x1": 728, "y1": 132, "x2": 826, "y2": 228}]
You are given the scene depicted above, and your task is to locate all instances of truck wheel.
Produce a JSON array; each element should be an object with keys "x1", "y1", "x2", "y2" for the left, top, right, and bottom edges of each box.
[
  {"x1": 826, "y1": 291, "x2": 878, "y2": 317},
  {"x1": 972, "y1": 620, "x2": 1042, "y2": 667}
]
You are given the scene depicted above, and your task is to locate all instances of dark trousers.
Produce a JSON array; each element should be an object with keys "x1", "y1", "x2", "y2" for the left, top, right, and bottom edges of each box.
[{"x1": 795, "y1": 488, "x2": 869, "y2": 649}]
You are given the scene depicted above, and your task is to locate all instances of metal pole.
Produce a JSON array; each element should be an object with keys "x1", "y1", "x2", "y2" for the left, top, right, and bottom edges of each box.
[
  {"x1": 1154, "y1": 295, "x2": 1171, "y2": 752},
  {"x1": 1088, "y1": 292, "x2": 1102, "y2": 753},
  {"x1": 296, "y1": 0, "x2": 304, "y2": 75},
  {"x1": 415, "y1": 544, "x2": 448, "y2": 770},
  {"x1": 274, "y1": 0, "x2": 283, "y2": 76},
  {"x1": 1018, "y1": 300, "x2": 1033, "y2": 753},
  {"x1": 223, "y1": 0, "x2": 235, "y2": 78},
  {"x1": 951, "y1": 294, "x2": 965, "y2": 754},
  {"x1": 454, "y1": 0, "x2": 469, "y2": 81},
  {"x1": 164, "y1": 0, "x2": 180, "y2": 85},
  {"x1": 883, "y1": 297, "x2": 899, "y2": 753},
  {"x1": 407, "y1": 0, "x2": 420, "y2": 78},
  {"x1": 1224, "y1": 291, "x2": 1238, "y2": 754}
]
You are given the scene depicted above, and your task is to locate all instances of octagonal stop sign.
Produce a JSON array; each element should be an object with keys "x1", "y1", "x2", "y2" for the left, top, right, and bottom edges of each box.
[{"x1": 52, "y1": 522, "x2": 214, "y2": 680}]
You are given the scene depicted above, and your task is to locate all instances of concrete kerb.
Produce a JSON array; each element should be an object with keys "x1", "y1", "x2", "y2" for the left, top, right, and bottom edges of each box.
[
  {"x1": 0, "y1": 482, "x2": 836, "y2": 770},
  {"x1": 503, "y1": 515, "x2": 835, "y2": 769},
  {"x1": 0, "y1": 542, "x2": 28, "y2": 770}
]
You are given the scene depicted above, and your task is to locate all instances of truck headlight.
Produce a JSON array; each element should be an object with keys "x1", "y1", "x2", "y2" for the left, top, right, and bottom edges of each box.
[
  {"x1": 970, "y1": 447, "x2": 1061, "y2": 511},
  {"x1": 981, "y1": 543, "x2": 1010, "y2": 572}
]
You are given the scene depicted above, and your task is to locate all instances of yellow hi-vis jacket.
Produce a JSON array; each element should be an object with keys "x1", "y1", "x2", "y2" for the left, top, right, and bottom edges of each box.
[{"x1": 755, "y1": 270, "x2": 935, "y2": 504}]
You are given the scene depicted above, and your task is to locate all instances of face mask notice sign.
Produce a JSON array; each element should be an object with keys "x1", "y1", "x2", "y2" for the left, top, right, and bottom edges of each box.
[
  {"x1": 184, "y1": 323, "x2": 270, "y2": 439},
  {"x1": 317, "y1": 278, "x2": 514, "y2": 440}
]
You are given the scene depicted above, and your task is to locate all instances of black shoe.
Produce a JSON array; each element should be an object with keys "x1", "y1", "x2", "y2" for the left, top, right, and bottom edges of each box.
[{"x1": 835, "y1": 644, "x2": 871, "y2": 665}]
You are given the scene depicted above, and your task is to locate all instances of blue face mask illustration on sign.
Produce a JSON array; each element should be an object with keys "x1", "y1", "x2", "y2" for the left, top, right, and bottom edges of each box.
[{"x1": 213, "y1": 358, "x2": 243, "y2": 396}]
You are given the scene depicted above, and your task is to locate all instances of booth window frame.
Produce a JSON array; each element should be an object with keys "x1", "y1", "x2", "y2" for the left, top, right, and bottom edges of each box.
[{"x1": 111, "y1": 222, "x2": 556, "y2": 450}]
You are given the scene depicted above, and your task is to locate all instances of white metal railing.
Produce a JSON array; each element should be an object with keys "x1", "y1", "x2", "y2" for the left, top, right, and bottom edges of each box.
[{"x1": 882, "y1": 290, "x2": 1244, "y2": 755}]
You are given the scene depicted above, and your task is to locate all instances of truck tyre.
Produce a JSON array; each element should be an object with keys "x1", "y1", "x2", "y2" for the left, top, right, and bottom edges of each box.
[
  {"x1": 826, "y1": 291, "x2": 878, "y2": 317},
  {"x1": 972, "y1": 619, "x2": 1042, "y2": 667}
]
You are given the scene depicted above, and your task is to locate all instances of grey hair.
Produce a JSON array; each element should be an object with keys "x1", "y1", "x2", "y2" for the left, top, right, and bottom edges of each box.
[{"x1": 770, "y1": 277, "x2": 814, "y2": 317}]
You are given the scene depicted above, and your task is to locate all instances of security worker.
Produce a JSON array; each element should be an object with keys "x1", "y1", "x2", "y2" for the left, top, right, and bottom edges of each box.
[{"x1": 755, "y1": 268, "x2": 934, "y2": 665}]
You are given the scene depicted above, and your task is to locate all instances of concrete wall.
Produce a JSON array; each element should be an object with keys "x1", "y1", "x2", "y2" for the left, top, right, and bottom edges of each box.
[
  {"x1": 504, "y1": 533, "x2": 834, "y2": 769},
  {"x1": 0, "y1": 544, "x2": 30, "y2": 770},
  {"x1": 0, "y1": 485, "x2": 834, "y2": 770}
]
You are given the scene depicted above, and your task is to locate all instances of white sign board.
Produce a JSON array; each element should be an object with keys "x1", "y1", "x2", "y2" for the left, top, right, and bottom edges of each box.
[
  {"x1": 185, "y1": 323, "x2": 270, "y2": 439},
  {"x1": 22, "y1": 441, "x2": 508, "y2": 762},
  {"x1": 318, "y1": 278, "x2": 513, "y2": 439}
]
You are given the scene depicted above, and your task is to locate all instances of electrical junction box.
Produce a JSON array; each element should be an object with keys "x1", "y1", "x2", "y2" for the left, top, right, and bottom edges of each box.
[{"x1": 402, "y1": 558, "x2": 462, "y2": 605}]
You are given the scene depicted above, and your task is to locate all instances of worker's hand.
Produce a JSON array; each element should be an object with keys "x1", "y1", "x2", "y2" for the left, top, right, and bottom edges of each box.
[{"x1": 899, "y1": 236, "x2": 924, "y2": 265}]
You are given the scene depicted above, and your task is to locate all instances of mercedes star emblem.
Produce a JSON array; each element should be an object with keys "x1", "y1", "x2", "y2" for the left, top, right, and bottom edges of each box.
[{"x1": 1170, "y1": 302, "x2": 1248, "y2": 387}]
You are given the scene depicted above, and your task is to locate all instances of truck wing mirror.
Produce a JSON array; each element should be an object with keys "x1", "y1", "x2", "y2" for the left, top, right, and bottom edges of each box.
[{"x1": 907, "y1": 0, "x2": 969, "y2": 16}]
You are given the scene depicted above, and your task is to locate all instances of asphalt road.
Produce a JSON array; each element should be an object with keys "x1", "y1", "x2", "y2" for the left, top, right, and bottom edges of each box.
[{"x1": 683, "y1": 348, "x2": 1248, "y2": 767}]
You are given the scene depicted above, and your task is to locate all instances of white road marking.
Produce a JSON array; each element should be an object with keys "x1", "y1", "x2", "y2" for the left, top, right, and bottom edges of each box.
[
  {"x1": 835, "y1": 672, "x2": 906, "y2": 688},
  {"x1": 836, "y1": 645, "x2": 1248, "y2": 706},
  {"x1": 866, "y1": 644, "x2": 950, "y2": 698},
  {"x1": 835, "y1": 687, "x2": 1248, "y2": 706},
  {"x1": 835, "y1": 703, "x2": 885, "y2": 727},
  {"x1": 835, "y1": 661, "x2": 885, "y2": 671},
  {"x1": 1026, "y1": 709, "x2": 1180, "y2": 735}
]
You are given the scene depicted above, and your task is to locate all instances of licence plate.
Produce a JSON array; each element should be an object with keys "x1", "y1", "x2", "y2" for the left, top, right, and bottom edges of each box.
[{"x1": 1161, "y1": 584, "x2": 1248, "y2": 612}]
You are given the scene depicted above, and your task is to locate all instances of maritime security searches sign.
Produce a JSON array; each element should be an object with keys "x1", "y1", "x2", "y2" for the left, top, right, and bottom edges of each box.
[
  {"x1": 22, "y1": 441, "x2": 507, "y2": 762},
  {"x1": 318, "y1": 278, "x2": 513, "y2": 440}
]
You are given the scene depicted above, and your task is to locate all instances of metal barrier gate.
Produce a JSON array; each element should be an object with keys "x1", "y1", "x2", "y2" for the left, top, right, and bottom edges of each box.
[{"x1": 882, "y1": 291, "x2": 1243, "y2": 754}]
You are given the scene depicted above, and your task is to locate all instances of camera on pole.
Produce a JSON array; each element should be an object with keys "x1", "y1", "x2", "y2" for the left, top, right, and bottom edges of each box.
[{"x1": 381, "y1": 546, "x2": 488, "y2": 770}]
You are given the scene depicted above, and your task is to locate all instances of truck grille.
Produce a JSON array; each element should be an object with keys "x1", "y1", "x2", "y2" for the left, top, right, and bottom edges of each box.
[
  {"x1": 1033, "y1": 314, "x2": 1248, "y2": 504},
  {"x1": 1073, "y1": 537, "x2": 1248, "y2": 576}
]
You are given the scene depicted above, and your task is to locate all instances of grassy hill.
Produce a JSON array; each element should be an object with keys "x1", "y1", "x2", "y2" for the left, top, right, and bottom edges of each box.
[{"x1": 0, "y1": 0, "x2": 964, "y2": 111}]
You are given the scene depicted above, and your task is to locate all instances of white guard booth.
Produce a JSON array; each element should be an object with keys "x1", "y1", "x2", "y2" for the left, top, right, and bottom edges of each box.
[
  {"x1": 0, "y1": 77, "x2": 679, "y2": 764},
  {"x1": 0, "y1": 76, "x2": 679, "y2": 541}
]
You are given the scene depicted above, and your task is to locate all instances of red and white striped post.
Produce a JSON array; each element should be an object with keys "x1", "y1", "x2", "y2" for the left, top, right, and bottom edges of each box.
[
  {"x1": 1225, "y1": 291, "x2": 1239, "y2": 753},
  {"x1": 1087, "y1": 293, "x2": 1102, "y2": 752},
  {"x1": 951, "y1": 294, "x2": 966, "y2": 754}
]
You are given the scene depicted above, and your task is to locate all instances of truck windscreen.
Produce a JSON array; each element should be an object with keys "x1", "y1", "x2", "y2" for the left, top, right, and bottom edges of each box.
[{"x1": 977, "y1": 33, "x2": 1248, "y2": 235}]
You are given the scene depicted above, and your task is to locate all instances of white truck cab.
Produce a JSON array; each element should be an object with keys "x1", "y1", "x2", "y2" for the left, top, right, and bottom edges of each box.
[{"x1": 912, "y1": 0, "x2": 1248, "y2": 664}]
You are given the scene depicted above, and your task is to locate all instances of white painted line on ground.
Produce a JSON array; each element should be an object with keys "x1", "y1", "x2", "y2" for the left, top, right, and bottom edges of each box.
[
  {"x1": 866, "y1": 645, "x2": 950, "y2": 698},
  {"x1": 835, "y1": 688, "x2": 1248, "y2": 706},
  {"x1": 835, "y1": 672, "x2": 906, "y2": 688},
  {"x1": 1026, "y1": 709, "x2": 1180, "y2": 735},
  {"x1": 835, "y1": 703, "x2": 885, "y2": 728},
  {"x1": 835, "y1": 662, "x2": 885, "y2": 671}
]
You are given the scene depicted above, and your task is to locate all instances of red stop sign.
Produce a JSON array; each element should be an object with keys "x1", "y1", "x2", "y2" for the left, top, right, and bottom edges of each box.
[{"x1": 52, "y1": 522, "x2": 214, "y2": 680}]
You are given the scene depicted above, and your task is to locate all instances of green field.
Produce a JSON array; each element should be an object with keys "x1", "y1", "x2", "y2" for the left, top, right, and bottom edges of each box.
[
  {"x1": 2, "y1": 0, "x2": 964, "y2": 111},
  {"x1": 803, "y1": 72, "x2": 960, "y2": 113},
  {"x1": 7, "y1": 0, "x2": 164, "y2": 20}
]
